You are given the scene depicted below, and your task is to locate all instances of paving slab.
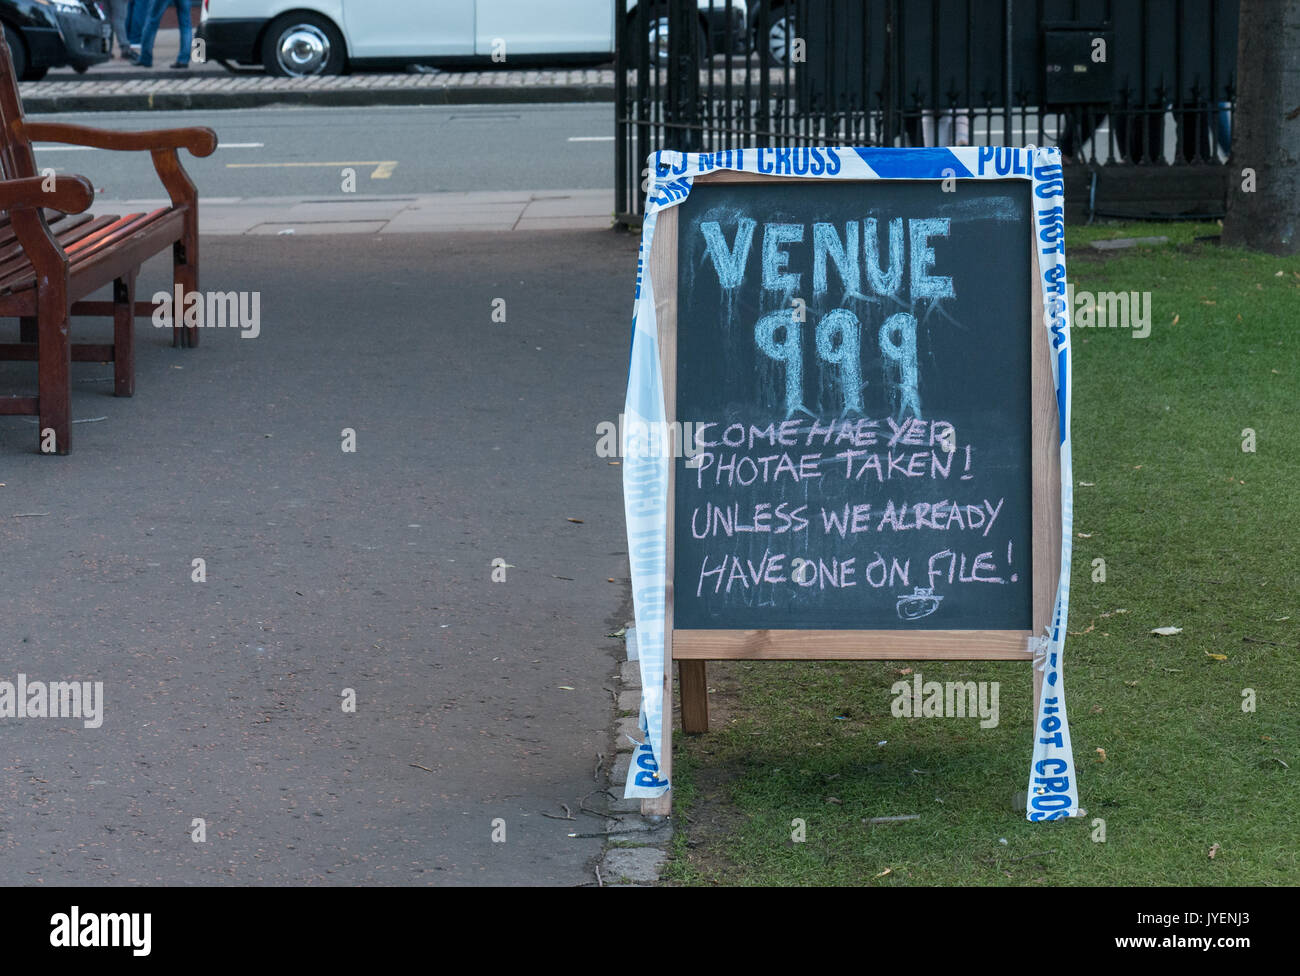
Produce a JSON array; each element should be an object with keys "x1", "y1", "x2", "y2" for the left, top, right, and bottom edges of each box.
[
  {"x1": 96, "y1": 190, "x2": 619, "y2": 235},
  {"x1": 600, "y1": 848, "x2": 666, "y2": 884}
]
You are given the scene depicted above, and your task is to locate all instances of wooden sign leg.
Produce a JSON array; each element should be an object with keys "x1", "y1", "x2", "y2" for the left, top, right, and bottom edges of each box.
[{"x1": 679, "y1": 661, "x2": 709, "y2": 733}]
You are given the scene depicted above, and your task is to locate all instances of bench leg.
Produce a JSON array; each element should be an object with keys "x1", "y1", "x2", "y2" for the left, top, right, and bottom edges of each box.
[
  {"x1": 172, "y1": 236, "x2": 199, "y2": 349},
  {"x1": 113, "y1": 272, "x2": 136, "y2": 397},
  {"x1": 19, "y1": 316, "x2": 37, "y2": 344},
  {"x1": 37, "y1": 305, "x2": 71, "y2": 455}
]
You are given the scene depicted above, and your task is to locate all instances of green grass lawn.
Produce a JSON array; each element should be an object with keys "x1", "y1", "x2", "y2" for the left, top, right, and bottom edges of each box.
[{"x1": 664, "y1": 221, "x2": 1300, "y2": 886}]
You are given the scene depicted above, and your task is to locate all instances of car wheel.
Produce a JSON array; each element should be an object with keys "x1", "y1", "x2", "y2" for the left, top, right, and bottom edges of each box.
[
  {"x1": 261, "y1": 13, "x2": 346, "y2": 77},
  {"x1": 766, "y1": 8, "x2": 796, "y2": 66},
  {"x1": 24, "y1": 66, "x2": 49, "y2": 80},
  {"x1": 4, "y1": 25, "x2": 27, "y2": 80}
]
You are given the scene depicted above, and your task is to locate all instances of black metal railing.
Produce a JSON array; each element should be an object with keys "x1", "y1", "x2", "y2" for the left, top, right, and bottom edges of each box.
[{"x1": 615, "y1": 0, "x2": 1237, "y2": 223}]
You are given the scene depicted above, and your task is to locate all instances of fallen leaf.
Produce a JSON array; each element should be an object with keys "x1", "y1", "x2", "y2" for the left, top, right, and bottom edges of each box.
[
  {"x1": 1151, "y1": 626, "x2": 1183, "y2": 636},
  {"x1": 1079, "y1": 481, "x2": 1095, "y2": 487},
  {"x1": 1124, "y1": 680, "x2": 1140, "y2": 687},
  {"x1": 1095, "y1": 748, "x2": 1107, "y2": 762},
  {"x1": 897, "y1": 667, "x2": 913, "y2": 676},
  {"x1": 1171, "y1": 313, "x2": 1180, "y2": 325},
  {"x1": 1208, "y1": 843, "x2": 1220, "y2": 860},
  {"x1": 1077, "y1": 532, "x2": 1093, "y2": 538},
  {"x1": 874, "y1": 868, "x2": 892, "y2": 878},
  {"x1": 557, "y1": 686, "x2": 575, "y2": 691},
  {"x1": 1205, "y1": 651, "x2": 1228, "y2": 661},
  {"x1": 826, "y1": 796, "x2": 842, "y2": 805},
  {"x1": 566, "y1": 518, "x2": 584, "y2": 524},
  {"x1": 1091, "y1": 705, "x2": 1103, "y2": 714}
]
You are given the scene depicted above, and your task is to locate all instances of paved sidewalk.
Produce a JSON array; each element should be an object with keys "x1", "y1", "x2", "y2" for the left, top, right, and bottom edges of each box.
[
  {"x1": 92, "y1": 189, "x2": 615, "y2": 234},
  {"x1": 0, "y1": 230, "x2": 641, "y2": 885},
  {"x1": 26, "y1": 68, "x2": 615, "y2": 113}
]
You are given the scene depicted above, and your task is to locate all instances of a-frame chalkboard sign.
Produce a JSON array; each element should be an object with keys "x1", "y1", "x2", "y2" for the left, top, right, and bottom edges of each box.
[{"x1": 623, "y1": 147, "x2": 1077, "y2": 820}]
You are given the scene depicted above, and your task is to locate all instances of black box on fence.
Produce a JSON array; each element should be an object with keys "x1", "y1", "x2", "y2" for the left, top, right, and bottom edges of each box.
[{"x1": 1043, "y1": 28, "x2": 1115, "y2": 104}]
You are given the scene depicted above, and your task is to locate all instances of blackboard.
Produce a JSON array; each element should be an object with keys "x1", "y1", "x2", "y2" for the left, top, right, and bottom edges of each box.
[{"x1": 672, "y1": 178, "x2": 1034, "y2": 633}]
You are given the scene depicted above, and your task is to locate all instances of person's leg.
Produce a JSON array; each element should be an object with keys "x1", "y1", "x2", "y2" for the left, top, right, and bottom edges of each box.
[
  {"x1": 109, "y1": 0, "x2": 130, "y2": 54},
  {"x1": 174, "y1": 0, "x2": 193, "y2": 65},
  {"x1": 126, "y1": 0, "x2": 146, "y2": 47},
  {"x1": 136, "y1": 0, "x2": 167, "y2": 66}
]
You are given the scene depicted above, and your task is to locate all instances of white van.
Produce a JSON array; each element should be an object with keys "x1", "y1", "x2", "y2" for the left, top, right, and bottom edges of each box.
[{"x1": 197, "y1": 0, "x2": 746, "y2": 76}]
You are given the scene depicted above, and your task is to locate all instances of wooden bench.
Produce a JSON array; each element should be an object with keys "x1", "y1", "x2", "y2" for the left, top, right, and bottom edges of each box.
[{"x1": 0, "y1": 35, "x2": 217, "y2": 454}]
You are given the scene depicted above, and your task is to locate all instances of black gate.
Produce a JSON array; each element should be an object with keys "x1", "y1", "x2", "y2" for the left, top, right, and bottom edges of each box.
[{"x1": 615, "y1": 0, "x2": 1237, "y2": 223}]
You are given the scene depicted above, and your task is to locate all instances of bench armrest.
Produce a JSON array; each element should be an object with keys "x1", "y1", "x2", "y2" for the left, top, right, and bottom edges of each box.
[
  {"x1": 0, "y1": 174, "x2": 94, "y2": 215},
  {"x1": 20, "y1": 122, "x2": 218, "y2": 158}
]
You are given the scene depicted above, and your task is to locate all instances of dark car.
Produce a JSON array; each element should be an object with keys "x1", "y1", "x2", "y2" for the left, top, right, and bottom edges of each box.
[{"x1": 1, "y1": 0, "x2": 111, "y2": 80}]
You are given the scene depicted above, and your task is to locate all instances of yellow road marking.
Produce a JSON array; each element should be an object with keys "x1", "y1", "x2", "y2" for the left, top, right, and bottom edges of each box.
[{"x1": 225, "y1": 161, "x2": 398, "y2": 179}]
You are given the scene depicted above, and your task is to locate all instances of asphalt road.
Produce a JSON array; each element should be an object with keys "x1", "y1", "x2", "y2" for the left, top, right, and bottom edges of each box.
[
  {"x1": 28, "y1": 103, "x2": 616, "y2": 199},
  {"x1": 0, "y1": 230, "x2": 641, "y2": 884}
]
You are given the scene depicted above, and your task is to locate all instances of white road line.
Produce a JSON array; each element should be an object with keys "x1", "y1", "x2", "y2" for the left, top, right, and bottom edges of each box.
[{"x1": 567, "y1": 136, "x2": 614, "y2": 142}]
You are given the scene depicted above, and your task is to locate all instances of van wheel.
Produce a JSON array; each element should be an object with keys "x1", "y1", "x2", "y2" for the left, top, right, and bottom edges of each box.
[{"x1": 261, "y1": 13, "x2": 346, "y2": 77}]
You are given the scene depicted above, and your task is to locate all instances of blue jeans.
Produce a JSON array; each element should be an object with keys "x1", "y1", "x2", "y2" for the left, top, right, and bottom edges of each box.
[
  {"x1": 126, "y1": 0, "x2": 148, "y2": 46},
  {"x1": 138, "y1": 0, "x2": 192, "y2": 66}
]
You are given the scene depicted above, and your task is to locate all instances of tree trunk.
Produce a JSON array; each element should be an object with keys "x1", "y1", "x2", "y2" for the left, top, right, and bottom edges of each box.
[{"x1": 1222, "y1": 0, "x2": 1300, "y2": 253}]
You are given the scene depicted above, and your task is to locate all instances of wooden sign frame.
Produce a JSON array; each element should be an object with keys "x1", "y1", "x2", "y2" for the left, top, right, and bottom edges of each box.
[{"x1": 641, "y1": 170, "x2": 1062, "y2": 817}]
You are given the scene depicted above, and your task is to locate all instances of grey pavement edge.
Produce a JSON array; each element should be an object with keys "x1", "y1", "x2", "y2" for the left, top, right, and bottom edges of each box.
[{"x1": 91, "y1": 190, "x2": 617, "y2": 235}]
